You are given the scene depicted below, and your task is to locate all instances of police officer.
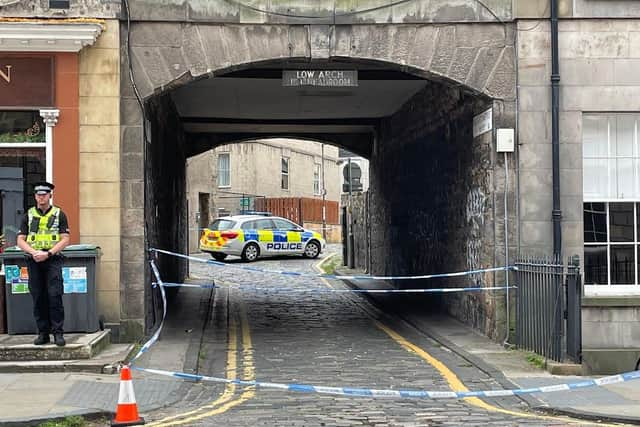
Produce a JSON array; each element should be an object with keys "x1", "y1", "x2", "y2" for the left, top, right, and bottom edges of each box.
[{"x1": 16, "y1": 182, "x2": 70, "y2": 346}]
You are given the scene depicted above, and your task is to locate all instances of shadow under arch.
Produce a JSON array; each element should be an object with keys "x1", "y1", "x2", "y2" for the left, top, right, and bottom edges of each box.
[{"x1": 131, "y1": 52, "x2": 509, "y2": 339}]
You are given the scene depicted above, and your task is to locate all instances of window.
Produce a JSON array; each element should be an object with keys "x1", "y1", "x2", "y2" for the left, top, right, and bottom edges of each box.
[
  {"x1": 281, "y1": 157, "x2": 289, "y2": 190},
  {"x1": 583, "y1": 113, "x2": 640, "y2": 295},
  {"x1": 584, "y1": 202, "x2": 638, "y2": 286},
  {"x1": 272, "y1": 218, "x2": 300, "y2": 230},
  {"x1": 0, "y1": 111, "x2": 47, "y2": 247},
  {"x1": 313, "y1": 163, "x2": 320, "y2": 195},
  {"x1": 208, "y1": 219, "x2": 236, "y2": 230},
  {"x1": 583, "y1": 114, "x2": 639, "y2": 200},
  {"x1": 218, "y1": 153, "x2": 230, "y2": 187},
  {"x1": 255, "y1": 219, "x2": 274, "y2": 230},
  {"x1": 0, "y1": 111, "x2": 45, "y2": 143}
]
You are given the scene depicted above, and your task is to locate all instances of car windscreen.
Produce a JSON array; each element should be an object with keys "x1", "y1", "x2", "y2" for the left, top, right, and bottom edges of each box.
[{"x1": 208, "y1": 219, "x2": 236, "y2": 230}]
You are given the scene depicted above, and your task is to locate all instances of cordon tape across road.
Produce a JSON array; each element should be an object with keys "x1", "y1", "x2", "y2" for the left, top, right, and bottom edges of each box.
[
  {"x1": 131, "y1": 364, "x2": 640, "y2": 399},
  {"x1": 149, "y1": 248, "x2": 515, "y2": 281},
  {"x1": 156, "y1": 281, "x2": 516, "y2": 293},
  {"x1": 126, "y1": 250, "x2": 640, "y2": 401}
]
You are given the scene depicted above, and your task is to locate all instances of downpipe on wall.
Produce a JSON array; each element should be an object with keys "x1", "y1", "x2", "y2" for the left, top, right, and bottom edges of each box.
[
  {"x1": 503, "y1": 151, "x2": 512, "y2": 347},
  {"x1": 551, "y1": 0, "x2": 562, "y2": 256}
]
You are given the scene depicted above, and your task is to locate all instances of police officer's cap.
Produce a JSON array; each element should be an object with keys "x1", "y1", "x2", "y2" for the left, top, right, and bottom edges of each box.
[{"x1": 34, "y1": 181, "x2": 55, "y2": 195}]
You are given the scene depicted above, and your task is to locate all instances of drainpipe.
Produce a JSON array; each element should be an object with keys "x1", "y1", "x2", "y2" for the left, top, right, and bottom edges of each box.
[{"x1": 551, "y1": 0, "x2": 562, "y2": 257}]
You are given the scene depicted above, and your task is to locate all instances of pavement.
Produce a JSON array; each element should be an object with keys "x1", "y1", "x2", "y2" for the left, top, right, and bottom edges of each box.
[
  {"x1": 334, "y1": 263, "x2": 640, "y2": 426},
  {"x1": 0, "y1": 255, "x2": 639, "y2": 426},
  {"x1": 0, "y1": 281, "x2": 209, "y2": 426}
]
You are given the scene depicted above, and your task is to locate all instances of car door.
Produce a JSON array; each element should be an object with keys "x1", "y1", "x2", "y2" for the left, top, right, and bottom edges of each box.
[
  {"x1": 272, "y1": 218, "x2": 304, "y2": 254},
  {"x1": 254, "y1": 218, "x2": 276, "y2": 255}
]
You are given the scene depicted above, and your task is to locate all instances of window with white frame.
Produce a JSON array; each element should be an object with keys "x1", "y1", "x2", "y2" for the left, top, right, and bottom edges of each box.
[
  {"x1": 281, "y1": 157, "x2": 289, "y2": 190},
  {"x1": 583, "y1": 113, "x2": 640, "y2": 294},
  {"x1": 0, "y1": 111, "x2": 47, "y2": 247},
  {"x1": 313, "y1": 163, "x2": 320, "y2": 195},
  {"x1": 217, "y1": 153, "x2": 230, "y2": 187}
]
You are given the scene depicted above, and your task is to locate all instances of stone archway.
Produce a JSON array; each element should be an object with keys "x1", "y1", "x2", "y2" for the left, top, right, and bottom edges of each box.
[{"x1": 119, "y1": 21, "x2": 516, "y2": 339}]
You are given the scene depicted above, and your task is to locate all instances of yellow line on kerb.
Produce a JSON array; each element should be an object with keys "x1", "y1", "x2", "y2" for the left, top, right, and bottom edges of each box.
[
  {"x1": 148, "y1": 295, "x2": 256, "y2": 426},
  {"x1": 315, "y1": 254, "x2": 612, "y2": 426}
]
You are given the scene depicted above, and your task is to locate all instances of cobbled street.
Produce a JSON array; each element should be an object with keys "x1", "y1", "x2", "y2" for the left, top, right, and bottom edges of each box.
[{"x1": 143, "y1": 248, "x2": 586, "y2": 426}]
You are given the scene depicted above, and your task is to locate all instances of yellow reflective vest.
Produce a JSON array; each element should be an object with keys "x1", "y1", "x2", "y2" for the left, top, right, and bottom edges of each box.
[{"x1": 26, "y1": 206, "x2": 61, "y2": 250}]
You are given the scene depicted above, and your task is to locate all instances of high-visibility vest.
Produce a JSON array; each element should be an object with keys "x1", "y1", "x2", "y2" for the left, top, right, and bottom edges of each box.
[{"x1": 26, "y1": 206, "x2": 61, "y2": 250}]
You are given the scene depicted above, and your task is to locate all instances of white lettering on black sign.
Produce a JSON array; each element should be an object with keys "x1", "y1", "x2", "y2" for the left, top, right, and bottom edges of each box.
[{"x1": 283, "y1": 70, "x2": 358, "y2": 87}]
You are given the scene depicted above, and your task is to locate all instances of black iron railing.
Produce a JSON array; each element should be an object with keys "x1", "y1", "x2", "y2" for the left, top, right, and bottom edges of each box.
[{"x1": 515, "y1": 255, "x2": 581, "y2": 363}]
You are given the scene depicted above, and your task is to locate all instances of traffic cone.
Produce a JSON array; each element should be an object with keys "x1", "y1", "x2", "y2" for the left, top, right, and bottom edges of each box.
[{"x1": 111, "y1": 365, "x2": 145, "y2": 426}]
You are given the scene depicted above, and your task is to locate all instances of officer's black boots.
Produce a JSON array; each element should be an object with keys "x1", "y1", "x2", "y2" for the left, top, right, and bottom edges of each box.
[
  {"x1": 34, "y1": 334, "x2": 50, "y2": 345},
  {"x1": 54, "y1": 334, "x2": 65, "y2": 347},
  {"x1": 33, "y1": 333, "x2": 64, "y2": 346}
]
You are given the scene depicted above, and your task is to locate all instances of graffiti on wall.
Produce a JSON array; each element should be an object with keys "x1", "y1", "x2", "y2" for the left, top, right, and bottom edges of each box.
[{"x1": 466, "y1": 186, "x2": 486, "y2": 282}]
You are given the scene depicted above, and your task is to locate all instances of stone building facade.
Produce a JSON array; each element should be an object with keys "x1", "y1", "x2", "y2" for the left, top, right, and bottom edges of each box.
[
  {"x1": 516, "y1": 0, "x2": 640, "y2": 373},
  {"x1": 1, "y1": 0, "x2": 639, "y2": 373},
  {"x1": 0, "y1": 3, "x2": 122, "y2": 333},
  {"x1": 186, "y1": 138, "x2": 340, "y2": 252}
]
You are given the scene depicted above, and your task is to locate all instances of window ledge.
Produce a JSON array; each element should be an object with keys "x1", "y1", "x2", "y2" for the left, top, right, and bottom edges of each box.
[{"x1": 583, "y1": 296, "x2": 640, "y2": 307}]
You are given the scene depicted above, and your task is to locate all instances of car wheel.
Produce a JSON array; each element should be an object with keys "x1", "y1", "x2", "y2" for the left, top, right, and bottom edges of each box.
[
  {"x1": 303, "y1": 240, "x2": 321, "y2": 258},
  {"x1": 241, "y1": 243, "x2": 260, "y2": 262},
  {"x1": 210, "y1": 253, "x2": 227, "y2": 261}
]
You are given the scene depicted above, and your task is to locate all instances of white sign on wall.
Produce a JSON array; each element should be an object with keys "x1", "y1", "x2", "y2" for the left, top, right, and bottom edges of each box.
[{"x1": 473, "y1": 108, "x2": 493, "y2": 137}]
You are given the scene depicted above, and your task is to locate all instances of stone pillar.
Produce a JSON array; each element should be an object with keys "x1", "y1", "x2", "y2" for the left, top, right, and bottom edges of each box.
[{"x1": 39, "y1": 108, "x2": 59, "y2": 183}]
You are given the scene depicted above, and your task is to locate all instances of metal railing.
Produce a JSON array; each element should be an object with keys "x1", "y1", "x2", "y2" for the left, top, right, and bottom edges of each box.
[{"x1": 515, "y1": 255, "x2": 582, "y2": 363}]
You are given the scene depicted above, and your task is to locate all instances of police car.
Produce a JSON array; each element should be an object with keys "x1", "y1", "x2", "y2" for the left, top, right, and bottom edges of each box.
[{"x1": 199, "y1": 214, "x2": 326, "y2": 262}]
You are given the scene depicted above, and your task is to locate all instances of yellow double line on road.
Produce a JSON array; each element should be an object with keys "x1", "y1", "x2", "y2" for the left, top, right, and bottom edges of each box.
[
  {"x1": 316, "y1": 253, "x2": 620, "y2": 426},
  {"x1": 150, "y1": 255, "x2": 622, "y2": 426},
  {"x1": 147, "y1": 292, "x2": 255, "y2": 426}
]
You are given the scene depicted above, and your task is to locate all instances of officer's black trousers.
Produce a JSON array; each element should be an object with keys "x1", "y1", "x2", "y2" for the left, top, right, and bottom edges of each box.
[{"x1": 27, "y1": 256, "x2": 64, "y2": 335}]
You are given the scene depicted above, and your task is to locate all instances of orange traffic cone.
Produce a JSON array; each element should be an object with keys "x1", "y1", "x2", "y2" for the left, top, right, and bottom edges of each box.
[{"x1": 111, "y1": 365, "x2": 145, "y2": 426}]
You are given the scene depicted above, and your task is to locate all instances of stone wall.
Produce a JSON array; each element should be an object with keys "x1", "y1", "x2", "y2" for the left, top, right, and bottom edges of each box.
[
  {"x1": 517, "y1": 17, "x2": 640, "y2": 372},
  {"x1": 517, "y1": 18, "x2": 640, "y2": 259},
  {"x1": 126, "y1": 0, "x2": 512, "y2": 23},
  {"x1": 582, "y1": 297, "x2": 640, "y2": 374},
  {"x1": 78, "y1": 19, "x2": 122, "y2": 334},
  {"x1": 145, "y1": 94, "x2": 188, "y2": 320},
  {"x1": 0, "y1": 0, "x2": 119, "y2": 18},
  {"x1": 367, "y1": 82, "x2": 513, "y2": 339}
]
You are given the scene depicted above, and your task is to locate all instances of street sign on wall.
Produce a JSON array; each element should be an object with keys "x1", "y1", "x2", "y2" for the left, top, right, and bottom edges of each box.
[
  {"x1": 283, "y1": 70, "x2": 358, "y2": 87},
  {"x1": 473, "y1": 108, "x2": 493, "y2": 137}
]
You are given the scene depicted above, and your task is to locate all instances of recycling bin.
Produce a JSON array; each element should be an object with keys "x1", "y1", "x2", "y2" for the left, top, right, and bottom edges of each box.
[{"x1": 0, "y1": 244, "x2": 101, "y2": 334}]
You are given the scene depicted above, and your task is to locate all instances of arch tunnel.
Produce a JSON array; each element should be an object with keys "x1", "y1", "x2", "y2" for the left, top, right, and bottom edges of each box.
[{"x1": 139, "y1": 58, "x2": 509, "y2": 339}]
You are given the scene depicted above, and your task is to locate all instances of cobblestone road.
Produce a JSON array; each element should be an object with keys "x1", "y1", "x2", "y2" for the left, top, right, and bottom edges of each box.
[{"x1": 145, "y1": 250, "x2": 586, "y2": 426}]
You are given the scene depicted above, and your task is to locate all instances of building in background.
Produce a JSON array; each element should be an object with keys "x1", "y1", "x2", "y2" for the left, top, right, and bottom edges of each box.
[{"x1": 186, "y1": 138, "x2": 341, "y2": 252}]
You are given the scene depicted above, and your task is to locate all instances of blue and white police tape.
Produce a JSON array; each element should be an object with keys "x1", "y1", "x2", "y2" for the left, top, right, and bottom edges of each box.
[
  {"x1": 155, "y1": 280, "x2": 516, "y2": 294},
  {"x1": 130, "y1": 259, "x2": 168, "y2": 364},
  {"x1": 149, "y1": 248, "x2": 514, "y2": 281},
  {"x1": 130, "y1": 258, "x2": 640, "y2": 401},
  {"x1": 153, "y1": 282, "x2": 215, "y2": 289},
  {"x1": 131, "y1": 365, "x2": 640, "y2": 399}
]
